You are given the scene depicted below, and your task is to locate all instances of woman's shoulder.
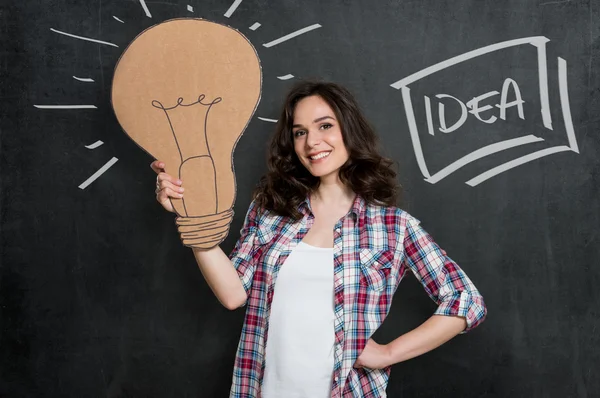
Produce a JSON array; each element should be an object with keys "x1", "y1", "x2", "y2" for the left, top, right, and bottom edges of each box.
[
  {"x1": 364, "y1": 200, "x2": 413, "y2": 218},
  {"x1": 363, "y1": 201, "x2": 421, "y2": 229},
  {"x1": 246, "y1": 197, "x2": 288, "y2": 227}
]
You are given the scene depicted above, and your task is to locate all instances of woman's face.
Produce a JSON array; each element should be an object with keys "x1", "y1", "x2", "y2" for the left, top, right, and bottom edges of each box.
[{"x1": 292, "y1": 95, "x2": 350, "y2": 182}]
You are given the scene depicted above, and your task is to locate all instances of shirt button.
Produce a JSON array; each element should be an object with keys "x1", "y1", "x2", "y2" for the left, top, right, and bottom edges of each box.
[
  {"x1": 334, "y1": 376, "x2": 339, "y2": 382},
  {"x1": 335, "y1": 228, "x2": 341, "y2": 233}
]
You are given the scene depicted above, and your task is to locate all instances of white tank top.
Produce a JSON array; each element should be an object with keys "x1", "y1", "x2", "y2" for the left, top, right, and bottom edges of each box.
[{"x1": 262, "y1": 241, "x2": 336, "y2": 398}]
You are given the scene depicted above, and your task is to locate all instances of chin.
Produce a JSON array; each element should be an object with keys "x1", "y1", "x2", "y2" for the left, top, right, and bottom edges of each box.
[
  {"x1": 301, "y1": 158, "x2": 345, "y2": 179},
  {"x1": 308, "y1": 168, "x2": 340, "y2": 180}
]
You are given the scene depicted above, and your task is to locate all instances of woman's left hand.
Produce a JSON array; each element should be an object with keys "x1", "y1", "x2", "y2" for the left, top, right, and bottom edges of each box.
[{"x1": 353, "y1": 339, "x2": 392, "y2": 370}]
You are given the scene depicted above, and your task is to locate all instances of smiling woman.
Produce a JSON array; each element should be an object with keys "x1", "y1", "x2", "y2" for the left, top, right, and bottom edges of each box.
[
  {"x1": 292, "y1": 96, "x2": 350, "y2": 183},
  {"x1": 4, "y1": 0, "x2": 597, "y2": 395},
  {"x1": 255, "y1": 81, "x2": 399, "y2": 220},
  {"x1": 154, "y1": 80, "x2": 487, "y2": 397}
]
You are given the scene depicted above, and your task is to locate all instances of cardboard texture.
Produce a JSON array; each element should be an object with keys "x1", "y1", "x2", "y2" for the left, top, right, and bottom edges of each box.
[{"x1": 111, "y1": 18, "x2": 262, "y2": 249}]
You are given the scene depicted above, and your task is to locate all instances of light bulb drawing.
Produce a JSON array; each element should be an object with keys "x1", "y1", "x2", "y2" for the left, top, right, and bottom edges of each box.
[
  {"x1": 34, "y1": 2, "x2": 322, "y2": 195},
  {"x1": 111, "y1": 18, "x2": 262, "y2": 249},
  {"x1": 150, "y1": 94, "x2": 223, "y2": 217}
]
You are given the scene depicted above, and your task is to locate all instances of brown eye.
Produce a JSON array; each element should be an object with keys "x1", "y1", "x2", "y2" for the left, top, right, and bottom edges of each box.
[
  {"x1": 293, "y1": 130, "x2": 306, "y2": 138},
  {"x1": 320, "y1": 123, "x2": 333, "y2": 130}
]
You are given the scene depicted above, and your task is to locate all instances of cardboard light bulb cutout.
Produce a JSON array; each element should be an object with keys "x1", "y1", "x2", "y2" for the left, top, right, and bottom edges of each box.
[{"x1": 112, "y1": 18, "x2": 262, "y2": 249}]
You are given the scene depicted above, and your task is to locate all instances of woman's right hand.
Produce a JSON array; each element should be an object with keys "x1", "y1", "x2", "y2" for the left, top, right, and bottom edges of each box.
[{"x1": 150, "y1": 160, "x2": 184, "y2": 213}]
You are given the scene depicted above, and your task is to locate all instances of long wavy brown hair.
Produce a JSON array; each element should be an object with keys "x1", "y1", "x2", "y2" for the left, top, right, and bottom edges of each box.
[{"x1": 253, "y1": 80, "x2": 401, "y2": 220}]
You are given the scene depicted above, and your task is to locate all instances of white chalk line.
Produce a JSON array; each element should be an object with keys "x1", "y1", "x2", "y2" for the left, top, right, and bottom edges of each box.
[
  {"x1": 139, "y1": 0, "x2": 152, "y2": 18},
  {"x1": 535, "y1": 40, "x2": 553, "y2": 130},
  {"x1": 258, "y1": 117, "x2": 277, "y2": 123},
  {"x1": 465, "y1": 146, "x2": 574, "y2": 186},
  {"x1": 424, "y1": 96, "x2": 435, "y2": 136},
  {"x1": 85, "y1": 140, "x2": 104, "y2": 149},
  {"x1": 424, "y1": 135, "x2": 544, "y2": 184},
  {"x1": 263, "y1": 24, "x2": 322, "y2": 48},
  {"x1": 50, "y1": 28, "x2": 119, "y2": 48},
  {"x1": 187, "y1": 5, "x2": 194, "y2": 12},
  {"x1": 436, "y1": 94, "x2": 468, "y2": 133},
  {"x1": 277, "y1": 74, "x2": 294, "y2": 80},
  {"x1": 558, "y1": 57, "x2": 579, "y2": 153},
  {"x1": 540, "y1": 0, "x2": 571, "y2": 5},
  {"x1": 73, "y1": 76, "x2": 94, "y2": 82},
  {"x1": 79, "y1": 157, "x2": 119, "y2": 190},
  {"x1": 113, "y1": 16, "x2": 124, "y2": 23},
  {"x1": 34, "y1": 105, "x2": 98, "y2": 109},
  {"x1": 390, "y1": 36, "x2": 549, "y2": 89},
  {"x1": 224, "y1": 0, "x2": 243, "y2": 18},
  {"x1": 401, "y1": 86, "x2": 431, "y2": 178},
  {"x1": 249, "y1": 22, "x2": 261, "y2": 31}
]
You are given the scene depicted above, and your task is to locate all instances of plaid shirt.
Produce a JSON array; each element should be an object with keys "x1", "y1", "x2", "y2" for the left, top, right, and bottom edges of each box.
[{"x1": 228, "y1": 195, "x2": 486, "y2": 397}]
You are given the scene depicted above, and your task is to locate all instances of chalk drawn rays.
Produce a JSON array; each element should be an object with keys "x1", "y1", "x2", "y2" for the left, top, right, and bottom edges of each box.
[
  {"x1": 85, "y1": 141, "x2": 104, "y2": 149},
  {"x1": 262, "y1": 24, "x2": 322, "y2": 48},
  {"x1": 34, "y1": 104, "x2": 117, "y2": 188},
  {"x1": 73, "y1": 76, "x2": 94, "y2": 83},
  {"x1": 257, "y1": 24, "x2": 325, "y2": 121},
  {"x1": 224, "y1": 0, "x2": 243, "y2": 18},
  {"x1": 42, "y1": 5, "x2": 326, "y2": 185},
  {"x1": 258, "y1": 117, "x2": 277, "y2": 123},
  {"x1": 139, "y1": 0, "x2": 152, "y2": 18},
  {"x1": 34, "y1": 105, "x2": 97, "y2": 109},
  {"x1": 78, "y1": 158, "x2": 119, "y2": 190},
  {"x1": 50, "y1": 28, "x2": 119, "y2": 47}
]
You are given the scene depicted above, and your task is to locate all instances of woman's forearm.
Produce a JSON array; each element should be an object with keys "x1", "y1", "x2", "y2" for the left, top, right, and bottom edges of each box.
[
  {"x1": 386, "y1": 315, "x2": 467, "y2": 365},
  {"x1": 191, "y1": 246, "x2": 247, "y2": 310}
]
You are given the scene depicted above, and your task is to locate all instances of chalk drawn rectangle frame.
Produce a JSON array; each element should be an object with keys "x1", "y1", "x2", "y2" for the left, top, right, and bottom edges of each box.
[{"x1": 390, "y1": 36, "x2": 579, "y2": 186}]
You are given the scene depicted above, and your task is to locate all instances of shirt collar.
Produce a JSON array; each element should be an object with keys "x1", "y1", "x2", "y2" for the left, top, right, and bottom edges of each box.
[
  {"x1": 298, "y1": 193, "x2": 365, "y2": 225},
  {"x1": 298, "y1": 196, "x2": 312, "y2": 216},
  {"x1": 349, "y1": 194, "x2": 366, "y2": 223}
]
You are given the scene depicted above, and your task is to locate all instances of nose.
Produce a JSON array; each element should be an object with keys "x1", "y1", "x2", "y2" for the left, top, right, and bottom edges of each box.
[{"x1": 305, "y1": 130, "x2": 322, "y2": 148}]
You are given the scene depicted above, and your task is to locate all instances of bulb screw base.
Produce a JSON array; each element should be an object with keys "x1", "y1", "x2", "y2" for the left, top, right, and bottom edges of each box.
[{"x1": 175, "y1": 208, "x2": 234, "y2": 249}]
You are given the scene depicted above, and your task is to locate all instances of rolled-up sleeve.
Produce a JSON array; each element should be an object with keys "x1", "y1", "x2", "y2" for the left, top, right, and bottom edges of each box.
[
  {"x1": 402, "y1": 217, "x2": 487, "y2": 333},
  {"x1": 228, "y1": 200, "x2": 261, "y2": 297}
]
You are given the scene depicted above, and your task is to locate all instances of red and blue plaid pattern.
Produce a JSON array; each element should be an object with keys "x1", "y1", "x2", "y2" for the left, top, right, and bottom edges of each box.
[{"x1": 228, "y1": 195, "x2": 486, "y2": 397}]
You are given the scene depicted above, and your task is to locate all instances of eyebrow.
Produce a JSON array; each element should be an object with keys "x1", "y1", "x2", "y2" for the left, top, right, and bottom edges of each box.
[{"x1": 292, "y1": 115, "x2": 335, "y2": 129}]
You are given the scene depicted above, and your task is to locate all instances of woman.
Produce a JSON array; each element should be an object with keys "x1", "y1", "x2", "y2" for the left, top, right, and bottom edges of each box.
[{"x1": 152, "y1": 81, "x2": 487, "y2": 397}]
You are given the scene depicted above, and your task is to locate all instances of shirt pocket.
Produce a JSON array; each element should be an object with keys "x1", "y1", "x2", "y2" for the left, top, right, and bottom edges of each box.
[{"x1": 359, "y1": 248, "x2": 395, "y2": 292}]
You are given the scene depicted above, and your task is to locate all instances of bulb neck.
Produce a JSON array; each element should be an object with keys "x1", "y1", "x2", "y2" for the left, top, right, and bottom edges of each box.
[{"x1": 175, "y1": 208, "x2": 234, "y2": 249}]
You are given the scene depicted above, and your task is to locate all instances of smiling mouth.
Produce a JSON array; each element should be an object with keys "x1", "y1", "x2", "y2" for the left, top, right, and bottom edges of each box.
[{"x1": 309, "y1": 151, "x2": 331, "y2": 160}]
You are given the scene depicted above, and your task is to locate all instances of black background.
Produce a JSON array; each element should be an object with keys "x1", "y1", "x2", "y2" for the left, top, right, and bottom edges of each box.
[{"x1": 1, "y1": 0, "x2": 599, "y2": 397}]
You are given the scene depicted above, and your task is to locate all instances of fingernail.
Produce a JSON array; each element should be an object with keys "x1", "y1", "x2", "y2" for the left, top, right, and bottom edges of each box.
[
  {"x1": 179, "y1": 187, "x2": 184, "y2": 193},
  {"x1": 178, "y1": 193, "x2": 184, "y2": 197},
  {"x1": 176, "y1": 180, "x2": 182, "y2": 185}
]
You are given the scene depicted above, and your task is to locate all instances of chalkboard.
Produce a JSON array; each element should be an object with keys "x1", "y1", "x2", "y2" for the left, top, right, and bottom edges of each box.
[{"x1": 1, "y1": 0, "x2": 599, "y2": 397}]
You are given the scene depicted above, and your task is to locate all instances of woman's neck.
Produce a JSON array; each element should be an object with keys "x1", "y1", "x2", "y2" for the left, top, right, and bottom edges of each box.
[{"x1": 311, "y1": 177, "x2": 355, "y2": 208}]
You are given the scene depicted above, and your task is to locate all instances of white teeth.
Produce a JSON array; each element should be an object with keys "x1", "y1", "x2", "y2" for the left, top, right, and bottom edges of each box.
[{"x1": 310, "y1": 151, "x2": 331, "y2": 160}]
